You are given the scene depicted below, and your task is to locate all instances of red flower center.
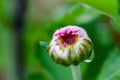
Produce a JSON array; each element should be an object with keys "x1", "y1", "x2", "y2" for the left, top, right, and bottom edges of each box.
[{"x1": 58, "y1": 33, "x2": 78, "y2": 47}]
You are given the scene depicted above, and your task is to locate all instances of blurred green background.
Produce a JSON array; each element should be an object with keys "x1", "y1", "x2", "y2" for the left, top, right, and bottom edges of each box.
[{"x1": 0, "y1": 0, "x2": 120, "y2": 80}]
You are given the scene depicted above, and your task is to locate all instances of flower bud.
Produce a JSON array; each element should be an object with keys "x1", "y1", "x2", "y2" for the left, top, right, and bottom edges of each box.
[{"x1": 48, "y1": 26, "x2": 93, "y2": 66}]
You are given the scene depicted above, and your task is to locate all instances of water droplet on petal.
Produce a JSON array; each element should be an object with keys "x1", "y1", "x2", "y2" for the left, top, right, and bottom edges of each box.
[{"x1": 84, "y1": 49, "x2": 95, "y2": 63}]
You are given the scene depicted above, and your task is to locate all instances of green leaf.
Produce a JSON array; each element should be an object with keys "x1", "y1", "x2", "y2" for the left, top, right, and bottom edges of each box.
[
  {"x1": 0, "y1": 0, "x2": 14, "y2": 25},
  {"x1": 76, "y1": 6, "x2": 100, "y2": 24},
  {"x1": 97, "y1": 48, "x2": 120, "y2": 80},
  {"x1": 0, "y1": 24, "x2": 16, "y2": 80},
  {"x1": 39, "y1": 41, "x2": 49, "y2": 50},
  {"x1": 74, "y1": 0, "x2": 120, "y2": 32},
  {"x1": 75, "y1": 0, "x2": 118, "y2": 17}
]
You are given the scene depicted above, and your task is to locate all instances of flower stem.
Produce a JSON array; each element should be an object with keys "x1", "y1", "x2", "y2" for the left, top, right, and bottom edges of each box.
[{"x1": 71, "y1": 65, "x2": 82, "y2": 80}]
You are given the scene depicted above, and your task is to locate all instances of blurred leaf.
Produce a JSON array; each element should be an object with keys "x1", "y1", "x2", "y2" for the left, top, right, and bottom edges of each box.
[
  {"x1": 54, "y1": 3, "x2": 100, "y2": 25},
  {"x1": 0, "y1": 24, "x2": 16, "y2": 80},
  {"x1": 47, "y1": 4, "x2": 100, "y2": 37},
  {"x1": 29, "y1": 72, "x2": 46, "y2": 80},
  {"x1": 97, "y1": 48, "x2": 120, "y2": 80},
  {"x1": 57, "y1": 3, "x2": 84, "y2": 24},
  {"x1": 76, "y1": 0, "x2": 118, "y2": 16},
  {"x1": 75, "y1": 0, "x2": 120, "y2": 32},
  {"x1": 0, "y1": 0, "x2": 14, "y2": 25},
  {"x1": 76, "y1": 5, "x2": 100, "y2": 24},
  {"x1": 28, "y1": 68, "x2": 54, "y2": 80},
  {"x1": 75, "y1": 0, "x2": 118, "y2": 17},
  {"x1": 95, "y1": 22, "x2": 114, "y2": 47}
]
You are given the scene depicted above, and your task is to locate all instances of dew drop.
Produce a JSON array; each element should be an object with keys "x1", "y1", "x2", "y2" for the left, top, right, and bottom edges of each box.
[{"x1": 84, "y1": 49, "x2": 95, "y2": 62}]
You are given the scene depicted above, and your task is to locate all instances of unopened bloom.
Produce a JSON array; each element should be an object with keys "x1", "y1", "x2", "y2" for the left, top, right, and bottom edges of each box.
[{"x1": 48, "y1": 26, "x2": 93, "y2": 66}]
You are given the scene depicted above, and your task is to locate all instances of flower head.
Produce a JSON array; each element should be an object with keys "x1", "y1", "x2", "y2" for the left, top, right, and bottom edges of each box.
[{"x1": 49, "y1": 26, "x2": 93, "y2": 66}]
